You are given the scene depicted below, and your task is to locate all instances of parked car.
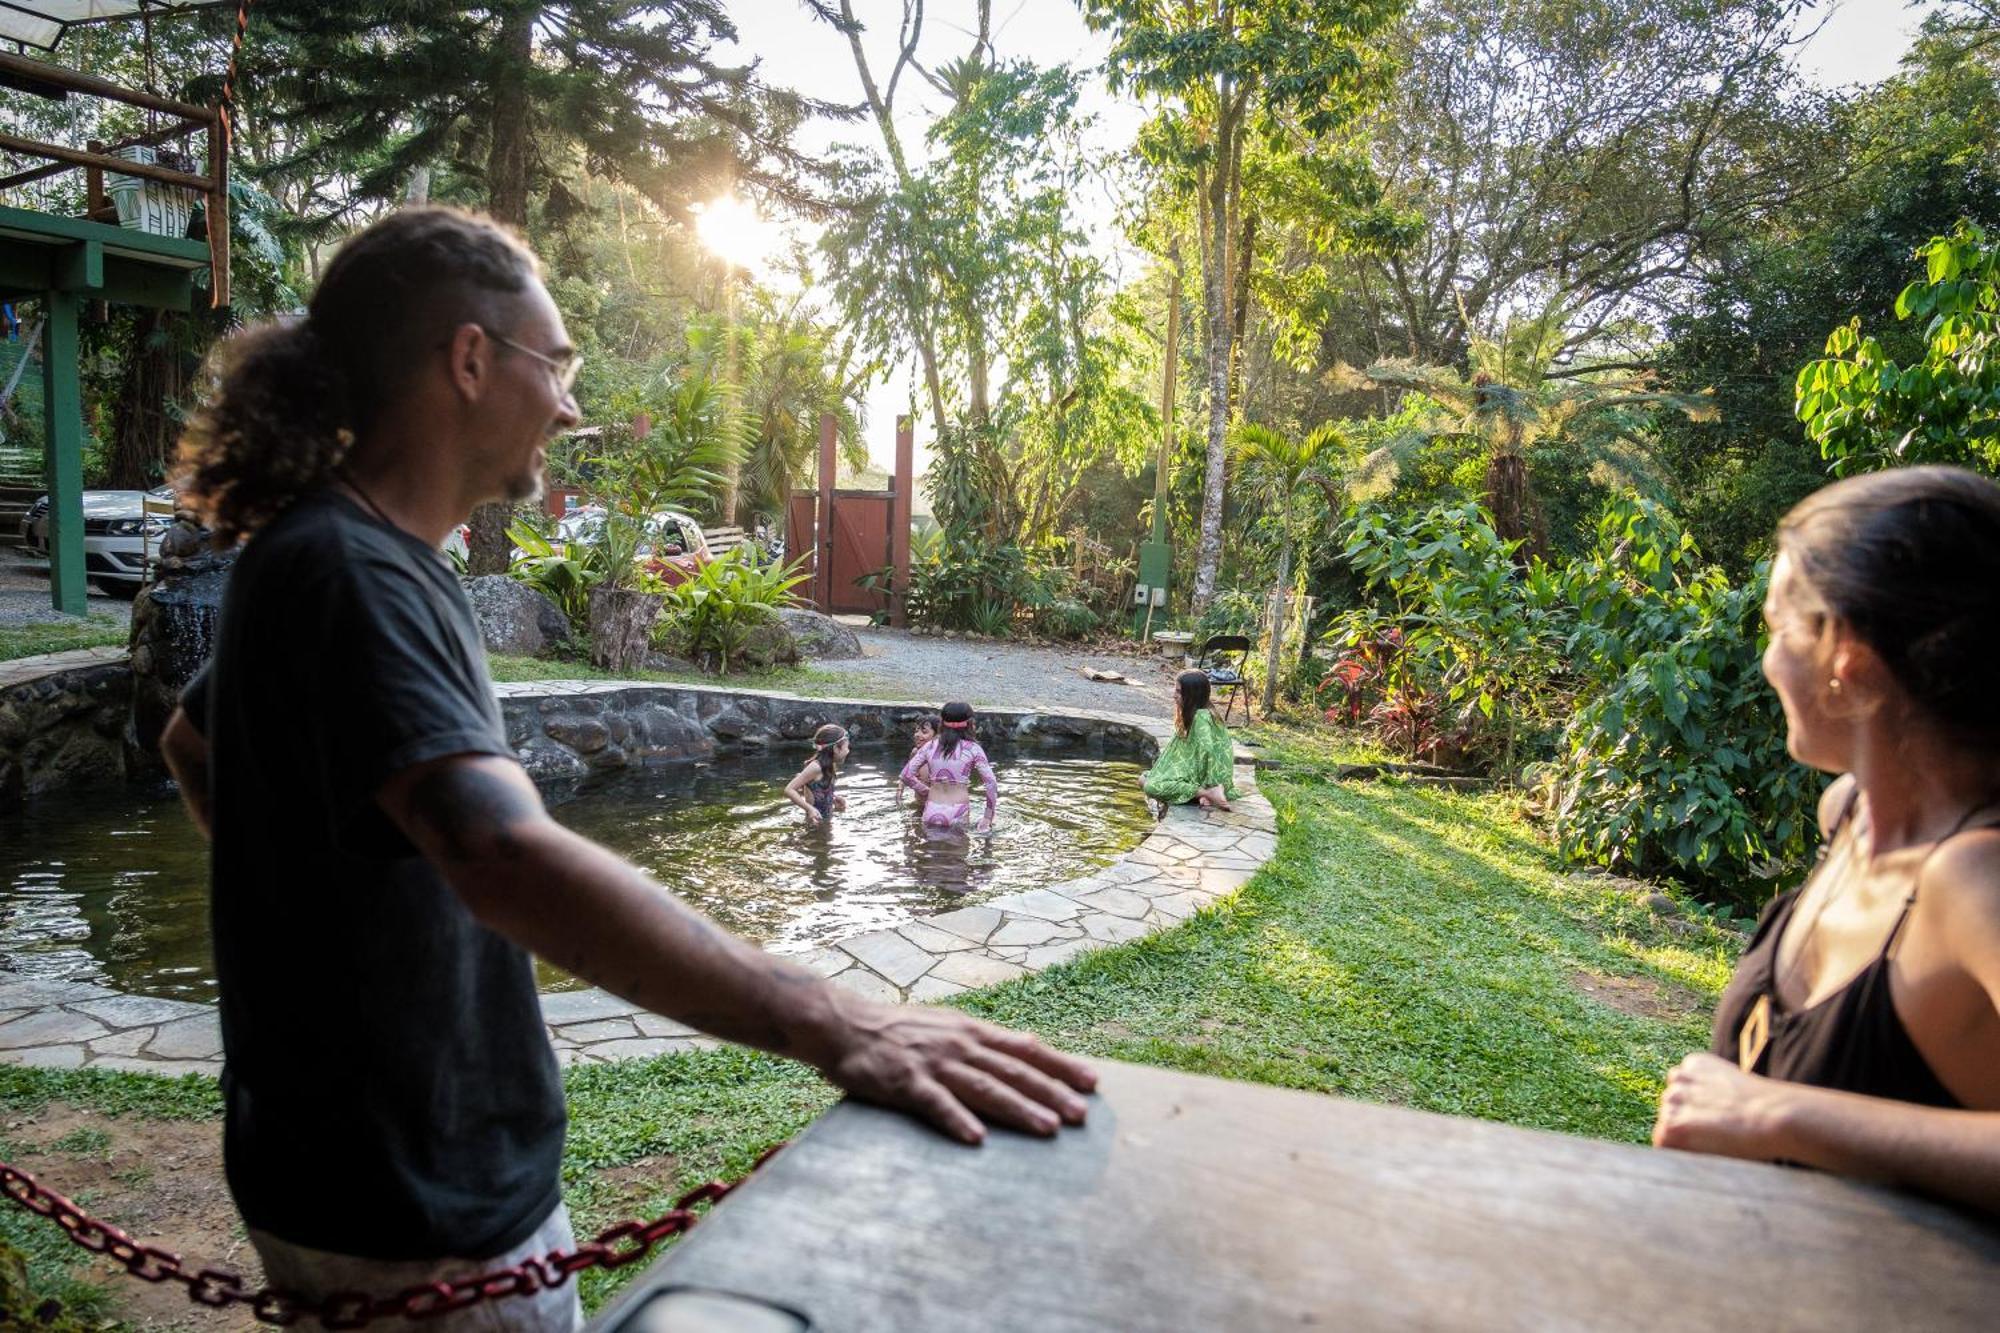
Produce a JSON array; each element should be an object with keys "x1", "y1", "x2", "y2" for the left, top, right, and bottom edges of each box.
[
  {"x1": 554, "y1": 506, "x2": 713, "y2": 585},
  {"x1": 19, "y1": 487, "x2": 175, "y2": 598}
]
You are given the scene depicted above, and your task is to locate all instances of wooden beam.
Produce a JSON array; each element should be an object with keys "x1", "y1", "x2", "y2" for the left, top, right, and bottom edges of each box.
[
  {"x1": 891, "y1": 415, "x2": 913, "y2": 628},
  {"x1": 0, "y1": 121, "x2": 202, "y2": 193},
  {"x1": 53, "y1": 240, "x2": 101, "y2": 292},
  {"x1": 0, "y1": 51, "x2": 216, "y2": 125},
  {"x1": 0, "y1": 249, "x2": 194, "y2": 310},
  {"x1": 208, "y1": 110, "x2": 230, "y2": 306},
  {"x1": 0, "y1": 204, "x2": 209, "y2": 263},
  {"x1": 817, "y1": 412, "x2": 837, "y2": 614},
  {"x1": 0, "y1": 131, "x2": 213, "y2": 194}
]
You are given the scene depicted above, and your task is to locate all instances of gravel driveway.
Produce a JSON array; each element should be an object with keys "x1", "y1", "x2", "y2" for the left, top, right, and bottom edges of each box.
[
  {"x1": 0, "y1": 547, "x2": 132, "y2": 627},
  {"x1": 837, "y1": 626, "x2": 1183, "y2": 717}
]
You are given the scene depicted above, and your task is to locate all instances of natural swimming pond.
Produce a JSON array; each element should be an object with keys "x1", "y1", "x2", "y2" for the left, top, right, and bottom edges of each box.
[{"x1": 0, "y1": 745, "x2": 1153, "y2": 1001}]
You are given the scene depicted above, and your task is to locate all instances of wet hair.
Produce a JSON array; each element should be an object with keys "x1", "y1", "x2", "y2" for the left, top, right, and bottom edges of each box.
[
  {"x1": 812, "y1": 724, "x2": 848, "y2": 783},
  {"x1": 1175, "y1": 670, "x2": 1212, "y2": 735},
  {"x1": 936, "y1": 701, "x2": 976, "y2": 760},
  {"x1": 1777, "y1": 465, "x2": 2000, "y2": 743},
  {"x1": 175, "y1": 207, "x2": 541, "y2": 545}
]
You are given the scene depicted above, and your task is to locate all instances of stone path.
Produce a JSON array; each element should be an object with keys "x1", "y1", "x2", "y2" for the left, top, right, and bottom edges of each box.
[
  {"x1": 0, "y1": 689, "x2": 1277, "y2": 1072},
  {"x1": 0, "y1": 643, "x2": 127, "y2": 690}
]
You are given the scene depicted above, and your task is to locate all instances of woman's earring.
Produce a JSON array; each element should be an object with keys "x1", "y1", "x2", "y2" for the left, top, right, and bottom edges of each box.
[{"x1": 1827, "y1": 677, "x2": 1842, "y2": 693}]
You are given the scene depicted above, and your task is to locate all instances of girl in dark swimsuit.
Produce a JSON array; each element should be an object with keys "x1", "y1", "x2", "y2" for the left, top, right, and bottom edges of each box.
[
  {"x1": 784, "y1": 724, "x2": 850, "y2": 827},
  {"x1": 1652, "y1": 466, "x2": 2000, "y2": 1216}
]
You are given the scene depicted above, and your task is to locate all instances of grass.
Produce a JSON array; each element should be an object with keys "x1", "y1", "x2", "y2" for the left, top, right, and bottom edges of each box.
[
  {"x1": 0, "y1": 617, "x2": 126, "y2": 663},
  {"x1": 487, "y1": 653, "x2": 880, "y2": 698},
  {"x1": 0, "y1": 720, "x2": 1746, "y2": 1316}
]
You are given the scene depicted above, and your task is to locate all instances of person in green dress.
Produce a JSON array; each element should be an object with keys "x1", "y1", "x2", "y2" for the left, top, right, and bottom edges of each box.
[{"x1": 1142, "y1": 670, "x2": 1241, "y2": 810}]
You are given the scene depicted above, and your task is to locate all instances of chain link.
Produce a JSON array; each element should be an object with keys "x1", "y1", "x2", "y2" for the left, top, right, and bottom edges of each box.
[{"x1": 0, "y1": 1146, "x2": 779, "y2": 1328}]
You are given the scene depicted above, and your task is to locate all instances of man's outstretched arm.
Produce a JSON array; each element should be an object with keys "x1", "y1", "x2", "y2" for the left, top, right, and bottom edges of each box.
[{"x1": 379, "y1": 753, "x2": 1096, "y2": 1144}]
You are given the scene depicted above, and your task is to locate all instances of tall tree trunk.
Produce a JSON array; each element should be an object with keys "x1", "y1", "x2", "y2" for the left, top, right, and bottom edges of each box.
[
  {"x1": 467, "y1": 3, "x2": 540, "y2": 576},
  {"x1": 841, "y1": 0, "x2": 951, "y2": 441},
  {"x1": 106, "y1": 311, "x2": 189, "y2": 489},
  {"x1": 1261, "y1": 538, "x2": 1293, "y2": 716},
  {"x1": 1190, "y1": 155, "x2": 1234, "y2": 613}
]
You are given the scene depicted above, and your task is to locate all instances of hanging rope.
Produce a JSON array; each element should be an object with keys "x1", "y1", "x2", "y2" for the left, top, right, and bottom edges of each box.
[{"x1": 218, "y1": 0, "x2": 254, "y2": 150}]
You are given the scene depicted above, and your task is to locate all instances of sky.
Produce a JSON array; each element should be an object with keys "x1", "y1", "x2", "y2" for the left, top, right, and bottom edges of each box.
[{"x1": 712, "y1": 0, "x2": 1947, "y2": 471}]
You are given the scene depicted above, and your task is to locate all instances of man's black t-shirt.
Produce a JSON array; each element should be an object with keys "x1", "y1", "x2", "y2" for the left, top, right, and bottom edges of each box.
[{"x1": 182, "y1": 490, "x2": 564, "y2": 1260}]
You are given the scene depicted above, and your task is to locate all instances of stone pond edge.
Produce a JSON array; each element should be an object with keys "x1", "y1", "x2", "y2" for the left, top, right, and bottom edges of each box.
[{"x1": 0, "y1": 679, "x2": 1277, "y2": 1073}]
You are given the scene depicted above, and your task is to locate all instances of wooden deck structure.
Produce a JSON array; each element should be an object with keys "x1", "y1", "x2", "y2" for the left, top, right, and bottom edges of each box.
[{"x1": 0, "y1": 30, "x2": 229, "y2": 613}]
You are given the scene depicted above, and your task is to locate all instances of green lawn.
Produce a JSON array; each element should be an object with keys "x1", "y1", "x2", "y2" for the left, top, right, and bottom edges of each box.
[
  {"x1": 0, "y1": 617, "x2": 126, "y2": 662},
  {"x1": 0, "y1": 721, "x2": 1745, "y2": 1317}
]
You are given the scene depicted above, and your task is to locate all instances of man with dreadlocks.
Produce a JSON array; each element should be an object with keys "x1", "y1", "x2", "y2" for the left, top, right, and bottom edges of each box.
[{"x1": 160, "y1": 208, "x2": 1094, "y2": 1329}]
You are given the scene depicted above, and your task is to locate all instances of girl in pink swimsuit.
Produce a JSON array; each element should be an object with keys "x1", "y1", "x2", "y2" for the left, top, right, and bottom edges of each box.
[{"x1": 899, "y1": 701, "x2": 998, "y2": 832}]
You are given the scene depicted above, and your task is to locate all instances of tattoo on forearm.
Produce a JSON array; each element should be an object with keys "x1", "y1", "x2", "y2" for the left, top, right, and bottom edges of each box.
[{"x1": 404, "y1": 765, "x2": 543, "y2": 861}]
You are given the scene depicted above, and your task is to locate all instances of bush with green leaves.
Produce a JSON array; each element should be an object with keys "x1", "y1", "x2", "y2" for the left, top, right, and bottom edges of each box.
[
  {"x1": 1326, "y1": 497, "x2": 1818, "y2": 902},
  {"x1": 507, "y1": 520, "x2": 602, "y2": 636},
  {"x1": 1324, "y1": 504, "x2": 1568, "y2": 772},
  {"x1": 1192, "y1": 588, "x2": 1263, "y2": 643},
  {"x1": 1553, "y1": 500, "x2": 1818, "y2": 906},
  {"x1": 1796, "y1": 221, "x2": 2000, "y2": 474},
  {"x1": 651, "y1": 548, "x2": 811, "y2": 672}
]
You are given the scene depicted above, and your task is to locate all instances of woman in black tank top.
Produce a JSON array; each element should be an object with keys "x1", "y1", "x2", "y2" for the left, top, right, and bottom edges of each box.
[{"x1": 1651, "y1": 467, "x2": 2000, "y2": 1216}]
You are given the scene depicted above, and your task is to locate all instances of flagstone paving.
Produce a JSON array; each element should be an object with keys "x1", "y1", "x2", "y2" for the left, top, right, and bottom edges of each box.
[{"x1": 0, "y1": 698, "x2": 1275, "y2": 1072}]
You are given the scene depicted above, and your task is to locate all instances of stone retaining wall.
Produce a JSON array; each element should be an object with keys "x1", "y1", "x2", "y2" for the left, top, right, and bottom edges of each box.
[
  {"x1": 497, "y1": 679, "x2": 1162, "y2": 784},
  {"x1": 0, "y1": 683, "x2": 1278, "y2": 1071},
  {"x1": 0, "y1": 656, "x2": 133, "y2": 804}
]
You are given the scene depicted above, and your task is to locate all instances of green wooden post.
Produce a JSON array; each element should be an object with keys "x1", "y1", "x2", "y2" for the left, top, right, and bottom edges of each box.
[{"x1": 41, "y1": 289, "x2": 86, "y2": 616}]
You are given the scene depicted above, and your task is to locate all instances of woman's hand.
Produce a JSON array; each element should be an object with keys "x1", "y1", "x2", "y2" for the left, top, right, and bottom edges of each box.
[{"x1": 1653, "y1": 1052, "x2": 1795, "y2": 1161}]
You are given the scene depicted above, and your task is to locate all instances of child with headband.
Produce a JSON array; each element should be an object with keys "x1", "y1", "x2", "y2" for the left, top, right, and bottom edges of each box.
[
  {"x1": 899, "y1": 701, "x2": 998, "y2": 833},
  {"x1": 785, "y1": 723, "x2": 851, "y2": 827}
]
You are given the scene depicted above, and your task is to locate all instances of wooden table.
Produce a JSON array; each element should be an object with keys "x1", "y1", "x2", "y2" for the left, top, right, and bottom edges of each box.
[{"x1": 591, "y1": 1060, "x2": 2000, "y2": 1332}]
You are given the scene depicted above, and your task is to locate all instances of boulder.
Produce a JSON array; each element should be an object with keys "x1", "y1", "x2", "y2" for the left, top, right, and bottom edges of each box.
[
  {"x1": 129, "y1": 546, "x2": 235, "y2": 757},
  {"x1": 461, "y1": 576, "x2": 569, "y2": 657},
  {"x1": 740, "y1": 610, "x2": 801, "y2": 670},
  {"x1": 775, "y1": 607, "x2": 863, "y2": 660}
]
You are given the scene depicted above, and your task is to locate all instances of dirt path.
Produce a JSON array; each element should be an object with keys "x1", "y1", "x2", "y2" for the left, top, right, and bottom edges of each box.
[{"x1": 838, "y1": 627, "x2": 1182, "y2": 718}]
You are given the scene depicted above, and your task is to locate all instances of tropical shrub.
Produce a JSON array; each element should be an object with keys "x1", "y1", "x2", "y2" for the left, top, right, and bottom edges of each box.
[
  {"x1": 1192, "y1": 588, "x2": 1263, "y2": 643},
  {"x1": 507, "y1": 521, "x2": 602, "y2": 634},
  {"x1": 651, "y1": 548, "x2": 811, "y2": 672},
  {"x1": 1553, "y1": 501, "x2": 1818, "y2": 906},
  {"x1": 1324, "y1": 504, "x2": 1568, "y2": 772},
  {"x1": 1327, "y1": 496, "x2": 1819, "y2": 901},
  {"x1": 1797, "y1": 221, "x2": 2000, "y2": 474}
]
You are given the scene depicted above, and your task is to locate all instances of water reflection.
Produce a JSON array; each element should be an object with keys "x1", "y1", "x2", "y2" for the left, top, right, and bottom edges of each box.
[{"x1": 0, "y1": 747, "x2": 1151, "y2": 1000}]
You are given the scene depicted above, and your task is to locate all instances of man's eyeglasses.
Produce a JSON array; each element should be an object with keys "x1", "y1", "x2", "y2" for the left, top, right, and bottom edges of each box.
[{"x1": 482, "y1": 327, "x2": 583, "y2": 394}]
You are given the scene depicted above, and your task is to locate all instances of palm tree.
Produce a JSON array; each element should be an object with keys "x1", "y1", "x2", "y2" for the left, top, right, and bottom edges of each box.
[
  {"x1": 1233, "y1": 421, "x2": 1352, "y2": 715},
  {"x1": 689, "y1": 304, "x2": 868, "y2": 526},
  {"x1": 1358, "y1": 312, "x2": 1714, "y2": 556}
]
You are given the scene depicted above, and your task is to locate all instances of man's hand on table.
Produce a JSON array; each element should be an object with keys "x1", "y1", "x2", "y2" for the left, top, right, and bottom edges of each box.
[{"x1": 807, "y1": 990, "x2": 1097, "y2": 1145}]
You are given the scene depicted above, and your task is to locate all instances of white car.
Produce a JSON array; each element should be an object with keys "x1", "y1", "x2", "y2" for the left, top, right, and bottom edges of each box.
[{"x1": 20, "y1": 487, "x2": 175, "y2": 598}]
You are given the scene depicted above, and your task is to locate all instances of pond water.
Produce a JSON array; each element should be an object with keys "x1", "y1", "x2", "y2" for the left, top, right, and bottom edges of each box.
[{"x1": 0, "y1": 746, "x2": 1152, "y2": 1001}]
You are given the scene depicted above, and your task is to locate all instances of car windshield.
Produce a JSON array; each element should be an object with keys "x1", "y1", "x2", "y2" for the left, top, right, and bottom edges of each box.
[{"x1": 555, "y1": 510, "x2": 694, "y2": 552}]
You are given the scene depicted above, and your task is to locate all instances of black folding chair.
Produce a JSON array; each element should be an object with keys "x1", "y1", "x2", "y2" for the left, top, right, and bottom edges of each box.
[{"x1": 1194, "y1": 634, "x2": 1252, "y2": 724}]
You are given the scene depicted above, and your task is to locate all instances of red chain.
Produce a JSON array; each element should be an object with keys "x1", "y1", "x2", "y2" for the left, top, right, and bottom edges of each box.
[{"x1": 0, "y1": 1147, "x2": 778, "y2": 1328}]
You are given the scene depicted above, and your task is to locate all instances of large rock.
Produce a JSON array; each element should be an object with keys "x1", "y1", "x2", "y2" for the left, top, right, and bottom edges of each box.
[
  {"x1": 128, "y1": 546, "x2": 235, "y2": 760},
  {"x1": 740, "y1": 609, "x2": 800, "y2": 670},
  {"x1": 775, "y1": 607, "x2": 863, "y2": 660},
  {"x1": 461, "y1": 575, "x2": 570, "y2": 657}
]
